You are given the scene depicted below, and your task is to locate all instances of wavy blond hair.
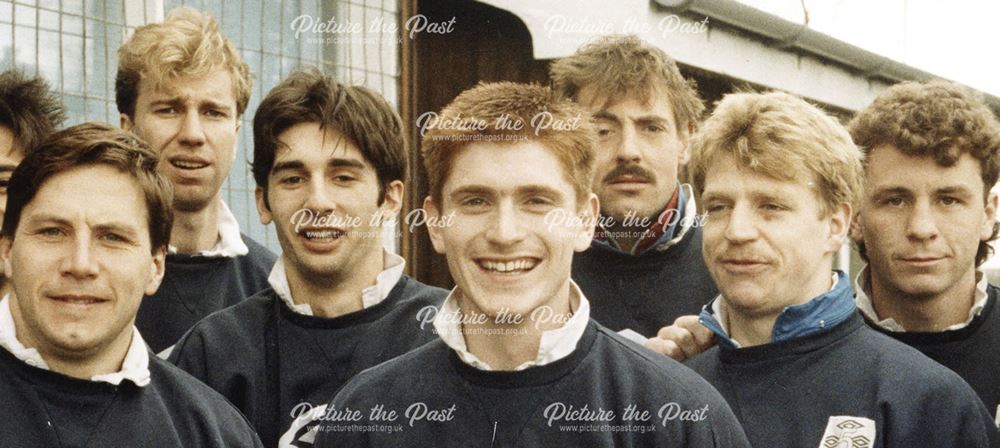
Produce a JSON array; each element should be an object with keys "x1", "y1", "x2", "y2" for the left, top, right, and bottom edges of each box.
[
  {"x1": 690, "y1": 91, "x2": 863, "y2": 216},
  {"x1": 116, "y1": 6, "x2": 252, "y2": 118}
]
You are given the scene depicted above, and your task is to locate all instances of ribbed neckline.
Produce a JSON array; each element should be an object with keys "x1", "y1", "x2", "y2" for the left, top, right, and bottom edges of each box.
[
  {"x1": 276, "y1": 277, "x2": 411, "y2": 329},
  {"x1": 872, "y1": 286, "x2": 997, "y2": 344},
  {"x1": 0, "y1": 346, "x2": 125, "y2": 395},
  {"x1": 717, "y1": 313, "x2": 866, "y2": 364},
  {"x1": 446, "y1": 320, "x2": 599, "y2": 389}
]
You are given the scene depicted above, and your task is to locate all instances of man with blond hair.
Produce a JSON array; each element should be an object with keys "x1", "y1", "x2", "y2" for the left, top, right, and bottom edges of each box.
[
  {"x1": 550, "y1": 35, "x2": 716, "y2": 343},
  {"x1": 686, "y1": 90, "x2": 998, "y2": 447},
  {"x1": 314, "y1": 82, "x2": 750, "y2": 447},
  {"x1": 116, "y1": 7, "x2": 276, "y2": 354},
  {"x1": 849, "y1": 81, "x2": 1000, "y2": 421}
]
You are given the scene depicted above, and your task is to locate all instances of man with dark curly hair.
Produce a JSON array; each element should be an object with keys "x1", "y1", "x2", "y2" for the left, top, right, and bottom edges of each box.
[{"x1": 849, "y1": 80, "x2": 1000, "y2": 422}]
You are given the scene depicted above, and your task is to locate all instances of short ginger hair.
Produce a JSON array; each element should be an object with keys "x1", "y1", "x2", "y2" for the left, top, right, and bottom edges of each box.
[{"x1": 421, "y1": 82, "x2": 596, "y2": 207}]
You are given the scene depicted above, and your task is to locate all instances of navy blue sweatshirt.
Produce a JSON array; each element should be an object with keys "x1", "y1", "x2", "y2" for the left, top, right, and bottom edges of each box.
[
  {"x1": 572, "y1": 225, "x2": 717, "y2": 337},
  {"x1": 0, "y1": 345, "x2": 263, "y2": 447},
  {"x1": 169, "y1": 275, "x2": 446, "y2": 447},
  {"x1": 137, "y1": 234, "x2": 276, "y2": 353},
  {"x1": 870, "y1": 284, "x2": 1000, "y2": 420},
  {"x1": 314, "y1": 320, "x2": 751, "y2": 447},
  {"x1": 688, "y1": 312, "x2": 1000, "y2": 447}
]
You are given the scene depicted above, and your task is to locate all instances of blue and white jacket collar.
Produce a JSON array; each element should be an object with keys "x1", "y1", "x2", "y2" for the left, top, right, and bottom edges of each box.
[{"x1": 699, "y1": 271, "x2": 855, "y2": 349}]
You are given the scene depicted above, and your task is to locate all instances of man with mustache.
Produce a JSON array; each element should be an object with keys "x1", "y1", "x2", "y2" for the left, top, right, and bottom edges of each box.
[
  {"x1": 116, "y1": 7, "x2": 277, "y2": 354},
  {"x1": 313, "y1": 82, "x2": 750, "y2": 448},
  {"x1": 0, "y1": 123, "x2": 261, "y2": 447},
  {"x1": 0, "y1": 70, "x2": 65, "y2": 297},
  {"x1": 169, "y1": 67, "x2": 447, "y2": 447},
  {"x1": 550, "y1": 35, "x2": 716, "y2": 342},
  {"x1": 685, "y1": 90, "x2": 998, "y2": 447},
  {"x1": 849, "y1": 80, "x2": 1000, "y2": 422}
]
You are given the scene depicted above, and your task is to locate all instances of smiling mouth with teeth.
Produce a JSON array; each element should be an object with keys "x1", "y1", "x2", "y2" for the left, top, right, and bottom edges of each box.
[
  {"x1": 301, "y1": 229, "x2": 346, "y2": 241},
  {"x1": 171, "y1": 160, "x2": 209, "y2": 169},
  {"x1": 478, "y1": 259, "x2": 539, "y2": 274}
]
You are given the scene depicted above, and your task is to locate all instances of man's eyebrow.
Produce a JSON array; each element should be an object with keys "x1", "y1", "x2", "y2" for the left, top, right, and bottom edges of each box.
[
  {"x1": 449, "y1": 185, "x2": 493, "y2": 198},
  {"x1": 199, "y1": 98, "x2": 235, "y2": 112},
  {"x1": 633, "y1": 115, "x2": 671, "y2": 126},
  {"x1": 869, "y1": 186, "x2": 912, "y2": 197},
  {"x1": 591, "y1": 111, "x2": 621, "y2": 124},
  {"x1": 93, "y1": 222, "x2": 142, "y2": 238},
  {"x1": 148, "y1": 96, "x2": 234, "y2": 112},
  {"x1": 517, "y1": 184, "x2": 565, "y2": 200},
  {"x1": 328, "y1": 158, "x2": 366, "y2": 170},
  {"x1": 271, "y1": 160, "x2": 306, "y2": 174},
  {"x1": 933, "y1": 185, "x2": 976, "y2": 196}
]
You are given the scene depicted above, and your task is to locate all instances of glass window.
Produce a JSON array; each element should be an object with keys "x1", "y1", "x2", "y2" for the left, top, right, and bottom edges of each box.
[{"x1": 6, "y1": 0, "x2": 401, "y2": 254}]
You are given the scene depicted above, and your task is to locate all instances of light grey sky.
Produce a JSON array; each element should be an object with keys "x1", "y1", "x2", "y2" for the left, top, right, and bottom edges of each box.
[{"x1": 737, "y1": 0, "x2": 1000, "y2": 97}]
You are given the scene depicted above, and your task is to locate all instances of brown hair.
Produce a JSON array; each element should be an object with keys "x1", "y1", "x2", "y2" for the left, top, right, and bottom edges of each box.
[
  {"x1": 549, "y1": 34, "x2": 704, "y2": 131},
  {"x1": 421, "y1": 82, "x2": 596, "y2": 207},
  {"x1": 0, "y1": 70, "x2": 65, "y2": 155},
  {"x1": 252, "y1": 66, "x2": 405, "y2": 207},
  {"x1": 1, "y1": 122, "x2": 174, "y2": 252},
  {"x1": 849, "y1": 80, "x2": 1000, "y2": 265},
  {"x1": 690, "y1": 91, "x2": 863, "y2": 216},
  {"x1": 116, "y1": 6, "x2": 252, "y2": 118}
]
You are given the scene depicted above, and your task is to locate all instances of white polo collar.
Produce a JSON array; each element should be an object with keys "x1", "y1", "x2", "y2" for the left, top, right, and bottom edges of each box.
[
  {"x1": 0, "y1": 295, "x2": 151, "y2": 386},
  {"x1": 269, "y1": 250, "x2": 406, "y2": 316},
  {"x1": 167, "y1": 199, "x2": 249, "y2": 258},
  {"x1": 854, "y1": 265, "x2": 988, "y2": 332},
  {"x1": 433, "y1": 281, "x2": 591, "y2": 371}
]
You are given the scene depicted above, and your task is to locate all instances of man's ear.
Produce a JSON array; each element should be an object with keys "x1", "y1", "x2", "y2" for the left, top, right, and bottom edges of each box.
[
  {"x1": 574, "y1": 193, "x2": 600, "y2": 252},
  {"x1": 1, "y1": 235, "x2": 13, "y2": 280},
  {"x1": 232, "y1": 120, "x2": 242, "y2": 162},
  {"x1": 255, "y1": 187, "x2": 273, "y2": 225},
  {"x1": 120, "y1": 113, "x2": 133, "y2": 131},
  {"x1": 678, "y1": 121, "x2": 696, "y2": 166},
  {"x1": 424, "y1": 196, "x2": 447, "y2": 255},
  {"x1": 828, "y1": 202, "x2": 853, "y2": 252},
  {"x1": 144, "y1": 246, "x2": 167, "y2": 296},
  {"x1": 849, "y1": 210, "x2": 864, "y2": 245},
  {"x1": 377, "y1": 180, "x2": 405, "y2": 224},
  {"x1": 981, "y1": 190, "x2": 999, "y2": 241}
]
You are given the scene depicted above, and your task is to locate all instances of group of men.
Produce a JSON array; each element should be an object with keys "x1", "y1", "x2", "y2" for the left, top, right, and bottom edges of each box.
[{"x1": 1, "y1": 5, "x2": 999, "y2": 448}]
